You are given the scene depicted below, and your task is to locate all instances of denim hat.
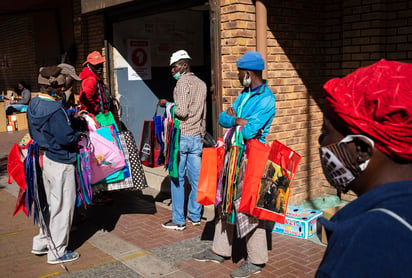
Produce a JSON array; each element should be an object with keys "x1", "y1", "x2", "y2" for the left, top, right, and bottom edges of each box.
[{"x1": 236, "y1": 51, "x2": 265, "y2": 71}]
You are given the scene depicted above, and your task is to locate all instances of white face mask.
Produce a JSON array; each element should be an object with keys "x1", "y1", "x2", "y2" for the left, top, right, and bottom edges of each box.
[
  {"x1": 319, "y1": 134, "x2": 374, "y2": 193},
  {"x1": 242, "y1": 73, "x2": 251, "y2": 87}
]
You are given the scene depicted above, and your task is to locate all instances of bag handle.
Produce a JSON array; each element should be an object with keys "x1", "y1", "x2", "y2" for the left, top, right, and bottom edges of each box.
[{"x1": 154, "y1": 104, "x2": 161, "y2": 117}]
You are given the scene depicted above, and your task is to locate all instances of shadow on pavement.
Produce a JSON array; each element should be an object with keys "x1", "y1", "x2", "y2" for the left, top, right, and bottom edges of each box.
[{"x1": 68, "y1": 189, "x2": 156, "y2": 251}]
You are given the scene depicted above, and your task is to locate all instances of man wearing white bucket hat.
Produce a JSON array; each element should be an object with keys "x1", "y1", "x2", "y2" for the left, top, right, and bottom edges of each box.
[{"x1": 158, "y1": 50, "x2": 207, "y2": 231}]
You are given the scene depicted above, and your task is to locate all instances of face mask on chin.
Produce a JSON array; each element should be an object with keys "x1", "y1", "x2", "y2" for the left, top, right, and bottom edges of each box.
[
  {"x1": 319, "y1": 134, "x2": 374, "y2": 194},
  {"x1": 173, "y1": 71, "x2": 185, "y2": 80}
]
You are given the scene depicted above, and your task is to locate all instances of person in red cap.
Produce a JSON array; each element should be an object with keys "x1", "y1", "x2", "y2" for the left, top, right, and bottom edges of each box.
[
  {"x1": 78, "y1": 51, "x2": 114, "y2": 204},
  {"x1": 78, "y1": 51, "x2": 111, "y2": 115},
  {"x1": 316, "y1": 59, "x2": 412, "y2": 277}
]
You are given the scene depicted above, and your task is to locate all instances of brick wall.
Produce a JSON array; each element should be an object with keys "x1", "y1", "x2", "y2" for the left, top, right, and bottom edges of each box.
[
  {"x1": 0, "y1": 15, "x2": 37, "y2": 93},
  {"x1": 73, "y1": 0, "x2": 106, "y2": 83},
  {"x1": 73, "y1": 0, "x2": 114, "y2": 100}
]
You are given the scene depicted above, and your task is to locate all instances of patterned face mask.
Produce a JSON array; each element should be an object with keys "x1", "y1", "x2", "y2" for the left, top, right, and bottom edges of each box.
[{"x1": 319, "y1": 134, "x2": 374, "y2": 193}]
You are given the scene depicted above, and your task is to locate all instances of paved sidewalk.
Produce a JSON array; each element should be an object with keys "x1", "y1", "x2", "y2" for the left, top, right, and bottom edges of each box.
[{"x1": 0, "y1": 130, "x2": 326, "y2": 278}]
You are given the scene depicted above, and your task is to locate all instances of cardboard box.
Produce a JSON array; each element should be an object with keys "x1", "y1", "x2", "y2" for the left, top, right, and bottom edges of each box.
[
  {"x1": 0, "y1": 102, "x2": 6, "y2": 132},
  {"x1": 15, "y1": 113, "x2": 28, "y2": 130},
  {"x1": 320, "y1": 205, "x2": 345, "y2": 244},
  {"x1": 271, "y1": 205, "x2": 323, "y2": 239}
]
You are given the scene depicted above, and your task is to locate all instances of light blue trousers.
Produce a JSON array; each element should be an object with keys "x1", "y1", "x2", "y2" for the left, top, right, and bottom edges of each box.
[{"x1": 171, "y1": 134, "x2": 203, "y2": 225}]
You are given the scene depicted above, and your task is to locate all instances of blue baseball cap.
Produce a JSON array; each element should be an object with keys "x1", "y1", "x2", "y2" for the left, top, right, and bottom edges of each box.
[{"x1": 236, "y1": 51, "x2": 265, "y2": 71}]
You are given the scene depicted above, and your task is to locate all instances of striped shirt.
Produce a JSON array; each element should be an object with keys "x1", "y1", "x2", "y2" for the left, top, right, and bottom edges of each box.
[{"x1": 173, "y1": 72, "x2": 207, "y2": 136}]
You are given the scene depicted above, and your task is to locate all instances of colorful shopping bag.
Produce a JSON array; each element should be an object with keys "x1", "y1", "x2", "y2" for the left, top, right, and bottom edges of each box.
[
  {"x1": 139, "y1": 120, "x2": 163, "y2": 168},
  {"x1": 239, "y1": 140, "x2": 302, "y2": 224},
  {"x1": 89, "y1": 130, "x2": 126, "y2": 184},
  {"x1": 93, "y1": 124, "x2": 128, "y2": 184},
  {"x1": 95, "y1": 111, "x2": 119, "y2": 132},
  {"x1": 238, "y1": 139, "x2": 271, "y2": 215},
  {"x1": 252, "y1": 140, "x2": 302, "y2": 223},
  {"x1": 197, "y1": 138, "x2": 224, "y2": 205}
]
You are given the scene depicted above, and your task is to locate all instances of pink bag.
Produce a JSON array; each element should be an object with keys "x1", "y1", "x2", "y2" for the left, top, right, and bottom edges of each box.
[{"x1": 89, "y1": 131, "x2": 126, "y2": 184}]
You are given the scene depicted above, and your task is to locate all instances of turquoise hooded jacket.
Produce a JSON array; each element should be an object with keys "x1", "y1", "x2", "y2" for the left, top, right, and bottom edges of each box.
[{"x1": 218, "y1": 83, "x2": 276, "y2": 143}]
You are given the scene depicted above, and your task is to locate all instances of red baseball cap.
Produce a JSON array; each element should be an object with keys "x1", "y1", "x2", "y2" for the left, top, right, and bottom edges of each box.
[{"x1": 83, "y1": 51, "x2": 105, "y2": 65}]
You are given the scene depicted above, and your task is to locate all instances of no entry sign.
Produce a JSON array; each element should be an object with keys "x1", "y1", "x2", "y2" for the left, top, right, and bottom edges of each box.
[{"x1": 127, "y1": 39, "x2": 151, "y2": 80}]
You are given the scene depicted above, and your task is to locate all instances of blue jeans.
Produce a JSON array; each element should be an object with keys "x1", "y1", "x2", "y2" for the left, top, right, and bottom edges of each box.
[{"x1": 171, "y1": 134, "x2": 203, "y2": 225}]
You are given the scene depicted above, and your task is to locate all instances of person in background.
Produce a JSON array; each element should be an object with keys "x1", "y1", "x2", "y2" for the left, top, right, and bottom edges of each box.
[
  {"x1": 78, "y1": 51, "x2": 110, "y2": 115},
  {"x1": 78, "y1": 51, "x2": 114, "y2": 204},
  {"x1": 28, "y1": 70, "x2": 81, "y2": 264},
  {"x1": 158, "y1": 50, "x2": 207, "y2": 231},
  {"x1": 57, "y1": 63, "x2": 81, "y2": 109},
  {"x1": 316, "y1": 59, "x2": 412, "y2": 277},
  {"x1": 193, "y1": 51, "x2": 276, "y2": 278},
  {"x1": 6, "y1": 81, "x2": 31, "y2": 115}
]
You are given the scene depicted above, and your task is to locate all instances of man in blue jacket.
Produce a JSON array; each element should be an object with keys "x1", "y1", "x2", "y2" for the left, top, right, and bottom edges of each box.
[
  {"x1": 194, "y1": 51, "x2": 276, "y2": 278},
  {"x1": 28, "y1": 71, "x2": 81, "y2": 264}
]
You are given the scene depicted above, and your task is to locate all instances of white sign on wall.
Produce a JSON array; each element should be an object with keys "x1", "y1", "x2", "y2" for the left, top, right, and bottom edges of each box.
[{"x1": 127, "y1": 39, "x2": 151, "y2": 80}]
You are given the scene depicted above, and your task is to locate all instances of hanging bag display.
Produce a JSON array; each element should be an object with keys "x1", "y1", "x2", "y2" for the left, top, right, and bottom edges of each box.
[
  {"x1": 216, "y1": 127, "x2": 245, "y2": 223},
  {"x1": 163, "y1": 104, "x2": 180, "y2": 178}
]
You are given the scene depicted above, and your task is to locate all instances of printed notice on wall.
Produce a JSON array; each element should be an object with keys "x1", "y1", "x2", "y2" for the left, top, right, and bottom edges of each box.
[{"x1": 127, "y1": 39, "x2": 151, "y2": 80}]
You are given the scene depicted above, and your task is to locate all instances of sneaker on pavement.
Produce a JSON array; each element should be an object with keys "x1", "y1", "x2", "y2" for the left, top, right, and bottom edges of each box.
[
  {"x1": 230, "y1": 261, "x2": 262, "y2": 278},
  {"x1": 47, "y1": 251, "x2": 80, "y2": 264},
  {"x1": 187, "y1": 216, "x2": 201, "y2": 226},
  {"x1": 31, "y1": 247, "x2": 48, "y2": 256},
  {"x1": 162, "y1": 219, "x2": 186, "y2": 231},
  {"x1": 193, "y1": 249, "x2": 225, "y2": 263}
]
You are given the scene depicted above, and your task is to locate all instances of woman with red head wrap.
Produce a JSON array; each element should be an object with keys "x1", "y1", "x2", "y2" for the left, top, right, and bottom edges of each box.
[{"x1": 316, "y1": 59, "x2": 412, "y2": 277}]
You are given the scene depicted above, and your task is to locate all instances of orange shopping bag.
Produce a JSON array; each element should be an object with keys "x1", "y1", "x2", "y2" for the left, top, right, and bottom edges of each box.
[{"x1": 197, "y1": 138, "x2": 224, "y2": 205}]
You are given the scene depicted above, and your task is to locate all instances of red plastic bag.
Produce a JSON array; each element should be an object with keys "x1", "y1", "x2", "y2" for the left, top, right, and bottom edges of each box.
[
  {"x1": 239, "y1": 140, "x2": 302, "y2": 224},
  {"x1": 238, "y1": 139, "x2": 271, "y2": 214},
  {"x1": 197, "y1": 139, "x2": 224, "y2": 205},
  {"x1": 7, "y1": 142, "x2": 31, "y2": 216}
]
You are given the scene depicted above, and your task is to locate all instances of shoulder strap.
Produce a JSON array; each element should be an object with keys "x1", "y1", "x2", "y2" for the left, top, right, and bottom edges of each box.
[{"x1": 369, "y1": 208, "x2": 412, "y2": 231}]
